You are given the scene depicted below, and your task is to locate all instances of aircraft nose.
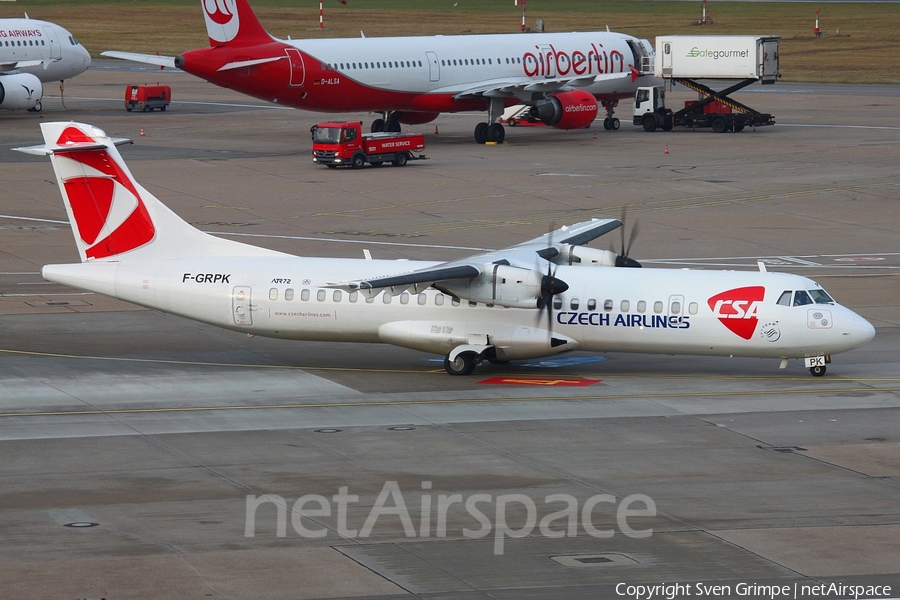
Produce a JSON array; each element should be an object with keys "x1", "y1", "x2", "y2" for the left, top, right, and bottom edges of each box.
[{"x1": 846, "y1": 312, "x2": 876, "y2": 348}]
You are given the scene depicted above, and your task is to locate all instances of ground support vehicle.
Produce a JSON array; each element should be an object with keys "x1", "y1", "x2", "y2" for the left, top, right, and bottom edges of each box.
[
  {"x1": 311, "y1": 121, "x2": 427, "y2": 169},
  {"x1": 125, "y1": 85, "x2": 171, "y2": 112},
  {"x1": 634, "y1": 79, "x2": 775, "y2": 133},
  {"x1": 633, "y1": 35, "x2": 778, "y2": 133}
]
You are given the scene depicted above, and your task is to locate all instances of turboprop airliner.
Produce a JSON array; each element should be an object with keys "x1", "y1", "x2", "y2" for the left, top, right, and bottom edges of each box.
[
  {"x1": 102, "y1": 0, "x2": 656, "y2": 143},
  {"x1": 16, "y1": 122, "x2": 875, "y2": 376},
  {"x1": 0, "y1": 15, "x2": 91, "y2": 111}
]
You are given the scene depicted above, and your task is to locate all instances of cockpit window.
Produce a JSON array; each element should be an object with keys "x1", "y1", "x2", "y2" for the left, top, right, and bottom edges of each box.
[
  {"x1": 777, "y1": 291, "x2": 792, "y2": 306},
  {"x1": 793, "y1": 290, "x2": 813, "y2": 306},
  {"x1": 808, "y1": 289, "x2": 834, "y2": 304}
]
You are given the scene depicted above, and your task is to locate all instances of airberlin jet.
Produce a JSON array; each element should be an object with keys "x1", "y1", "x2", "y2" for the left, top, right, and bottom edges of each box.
[
  {"x1": 102, "y1": 0, "x2": 656, "y2": 143},
  {"x1": 0, "y1": 15, "x2": 91, "y2": 111},
  {"x1": 16, "y1": 122, "x2": 875, "y2": 376}
]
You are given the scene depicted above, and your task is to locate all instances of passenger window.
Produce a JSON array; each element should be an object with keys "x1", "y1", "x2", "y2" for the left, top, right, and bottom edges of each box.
[
  {"x1": 417, "y1": 293, "x2": 427, "y2": 306},
  {"x1": 383, "y1": 293, "x2": 392, "y2": 304},
  {"x1": 333, "y1": 290, "x2": 342, "y2": 302},
  {"x1": 637, "y1": 300, "x2": 646, "y2": 313},
  {"x1": 793, "y1": 290, "x2": 813, "y2": 306},
  {"x1": 400, "y1": 292, "x2": 410, "y2": 305},
  {"x1": 349, "y1": 291, "x2": 358, "y2": 303},
  {"x1": 301, "y1": 289, "x2": 310, "y2": 301},
  {"x1": 604, "y1": 299, "x2": 613, "y2": 312},
  {"x1": 587, "y1": 299, "x2": 597, "y2": 311},
  {"x1": 570, "y1": 298, "x2": 580, "y2": 310},
  {"x1": 777, "y1": 290, "x2": 792, "y2": 306},
  {"x1": 366, "y1": 294, "x2": 375, "y2": 304},
  {"x1": 671, "y1": 301, "x2": 681, "y2": 315},
  {"x1": 689, "y1": 302, "x2": 698, "y2": 315},
  {"x1": 317, "y1": 290, "x2": 326, "y2": 302},
  {"x1": 469, "y1": 301, "x2": 477, "y2": 307},
  {"x1": 451, "y1": 297, "x2": 460, "y2": 306},
  {"x1": 621, "y1": 300, "x2": 630, "y2": 312},
  {"x1": 435, "y1": 294, "x2": 445, "y2": 306},
  {"x1": 654, "y1": 301, "x2": 663, "y2": 313},
  {"x1": 269, "y1": 288, "x2": 278, "y2": 301},
  {"x1": 285, "y1": 288, "x2": 294, "y2": 301},
  {"x1": 553, "y1": 297, "x2": 563, "y2": 310}
]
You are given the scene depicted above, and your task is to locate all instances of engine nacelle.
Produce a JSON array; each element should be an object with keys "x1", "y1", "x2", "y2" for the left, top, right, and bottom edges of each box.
[
  {"x1": 553, "y1": 244, "x2": 619, "y2": 267},
  {"x1": 0, "y1": 73, "x2": 43, "y2": 111},
  {"x1": 535, "y1": 90, "x2": 598, "y2": 130},
  {"x1": 437, "y1": 264, "x2": 542, "y2": 309}
]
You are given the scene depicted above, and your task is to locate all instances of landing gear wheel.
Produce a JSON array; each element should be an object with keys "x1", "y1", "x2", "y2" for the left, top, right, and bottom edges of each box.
[
  {"x1": 32, "y1": 101, "x2": 42, "y2": 112},
  {"x1": 711, "y1": 117, "x2": 728, "y2": 134},
  {"x1": 392, "y1": 153, "x2": 408, "y2": 167},
  {"x1": 386, "y1": 118, "x2": 401, "y2": 133},
  {"x1": 444, "y1": 352, "x2": 477, "y2": 376},
  {"x1": 351, "y1": 154, "x2": 366, "y2": 169},
  {"x1": 371, "y1": 119, "x2": 385, "y2": 133},
  {"x1": 603, "y1": 118, "x2": 612, "y2": 131},
  {"x1": 610, "y1": 117, "x2": 620, "y2": 130},
  {"x1": 487, "y1": 123, "x2": 505, "y2": 143},
  {"x1": 474, "y1": 122, "x2": 488, "y2": 144},
  {"x1": 810, "y1": 365, "x2": 826, "y2": 377}
]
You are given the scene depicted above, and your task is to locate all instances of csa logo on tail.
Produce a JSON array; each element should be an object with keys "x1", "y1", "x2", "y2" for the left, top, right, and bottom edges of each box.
[
  {"x1": 203, "y1": 0, "x2": 239, "y2": 43},
  {"x1": 56, "y1": 126, "x2": 155, "y2": 259},
  {"x1": 708, "y1": 286, "x2": 765, "y2": 340}
]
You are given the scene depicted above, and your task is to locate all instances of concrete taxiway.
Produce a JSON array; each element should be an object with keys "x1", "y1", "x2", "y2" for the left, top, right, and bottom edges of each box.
[{"x1": 1, "y1": 63, "x2": 898, "y2": 599}]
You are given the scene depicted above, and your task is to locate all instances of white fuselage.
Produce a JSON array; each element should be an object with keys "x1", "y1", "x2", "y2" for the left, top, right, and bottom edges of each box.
[
  {"x1": 43, "y1": 256, "x2": 875, "y2": 362},
  {"x1": 0, "y1": 19, "x2": 91, "y2": 82}
]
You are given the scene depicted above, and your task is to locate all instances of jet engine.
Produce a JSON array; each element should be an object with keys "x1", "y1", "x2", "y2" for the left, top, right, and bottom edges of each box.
[
  {"x1": 534, "y1": 89, "x2": 598, "y2": 130},
  {"x1": 0, "y1": 73, "x2": 43, "y2": 111}
]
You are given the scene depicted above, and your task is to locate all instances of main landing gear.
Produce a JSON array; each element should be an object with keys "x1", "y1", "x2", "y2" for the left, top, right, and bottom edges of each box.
[
  {"x1": 474, "y1": 97, "x2": 506, "y2": 144},
  {"x1": 371, "y1": 111, "x2": 403, "y2": 133}
]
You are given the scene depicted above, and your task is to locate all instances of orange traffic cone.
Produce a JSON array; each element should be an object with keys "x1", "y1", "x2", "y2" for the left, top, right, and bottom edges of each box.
[
  {"x1": 140, "y1": 128, "x2": 145, "y2": 137},
  {"x1": 664, "y1": 144, "x2": 669, "y2": 155},
  {"x1": 434, "y1": 125, "x2": 439, "y2": 135}
]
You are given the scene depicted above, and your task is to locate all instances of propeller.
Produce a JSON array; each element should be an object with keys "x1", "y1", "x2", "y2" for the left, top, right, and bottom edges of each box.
[
  {"x1": 535, "y1": 225, "x2": 569, "y2": 333},
  {"x1": 614, "y1": 206, "x2": 642, "y2": 268}
]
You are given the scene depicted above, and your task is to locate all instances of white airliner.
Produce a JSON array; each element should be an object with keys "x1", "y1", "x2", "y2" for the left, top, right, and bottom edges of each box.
[
  {"x1": 102, "y1": 0, "x2": 656, "y2": 143},
  {"x1": 16, "y1": 122, "x2": 875, "y2": 376},
  {"x1": 0, "y1": 15, "x2": 91, "y2": 111}
]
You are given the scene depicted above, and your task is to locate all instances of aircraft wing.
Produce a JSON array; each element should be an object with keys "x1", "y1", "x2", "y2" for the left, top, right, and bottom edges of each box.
[
  {"x1": 327, "y1": 218, "x2": 622, "y2": 295},
  {"x1": 1, "y1": 59, "x2": 44, "y2": 72},
  {"x1": 101, "y1": 51, "x2": 177, "y2": 70},
  {"x1": 448, "y1": 71, "x2": 633, "y2": 100}
]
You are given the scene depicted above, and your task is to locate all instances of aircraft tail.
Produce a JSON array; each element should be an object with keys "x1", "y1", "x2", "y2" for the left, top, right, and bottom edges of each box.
[
  {"x1": 14, "y1": 121, "x2": 284, "y2": 262},
  {"x1": 202, "y1": 0, "x2": 273, "y2": 47}
]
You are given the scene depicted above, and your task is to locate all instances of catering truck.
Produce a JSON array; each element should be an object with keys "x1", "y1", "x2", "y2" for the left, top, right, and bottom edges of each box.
[
  {"x1": 633, "y1": 35, "x2": 779, "y2": 133},
  {"x1": 311, "y1": 121, "x2": 427, "y2": 168}
]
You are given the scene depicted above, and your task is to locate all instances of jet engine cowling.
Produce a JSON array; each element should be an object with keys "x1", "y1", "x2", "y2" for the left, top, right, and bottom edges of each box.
[
  {"x1": 0, "y1": 73, "x2": 43, "y2": 111},
  {"x1": 535, "y1": 90, "x2": 598, "y2": 130}
]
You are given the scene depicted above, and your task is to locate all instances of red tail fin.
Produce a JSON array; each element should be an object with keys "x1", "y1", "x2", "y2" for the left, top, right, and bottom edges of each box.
[{"x1": 202, "y1": 0, "x2": 272, "y2": 47}]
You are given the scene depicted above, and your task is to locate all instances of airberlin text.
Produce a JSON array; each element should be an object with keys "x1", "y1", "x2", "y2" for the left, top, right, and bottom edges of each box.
[
  {"x1": 557, "y1": 312, "x2": 690, "y2": 330},
  {"x1": 182, "y1": 273, "x2": 231, "y2": 283},
  {"x1": 523, "y1": 43, "x2": 626, "y2": 78}
]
